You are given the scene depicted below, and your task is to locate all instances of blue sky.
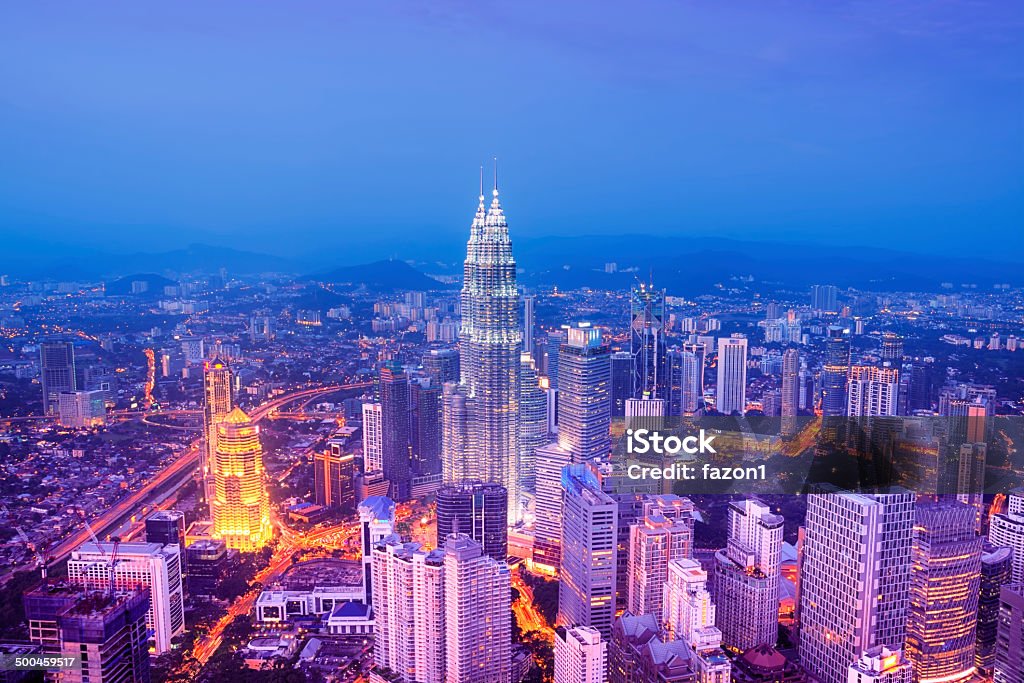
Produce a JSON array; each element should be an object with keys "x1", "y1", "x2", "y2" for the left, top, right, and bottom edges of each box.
[{"x1": 1, "y1": 1, "x2": 1021, "y2": 262}]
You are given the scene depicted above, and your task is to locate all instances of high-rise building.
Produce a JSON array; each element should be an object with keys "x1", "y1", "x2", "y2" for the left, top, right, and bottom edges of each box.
[
  {"x1": 359, "y1": 496, "x2": 396, "y2": 603},
  {"x1": 799, "y1": 488, "x2": 914, "y2": 683},
  {"x1": 68, "y1": 541, "x2": 185, "y2": 654},
  {"x1": 662, "y1": 558, "x2": 732, "y2": 682},
  {"x1": 209, "y1": 407, "x2": 272, "y2": 552},
  {"x1": 993, "y1": 583, "x2": 1024, "y2": 683},
  {"x1": 810, "y1": 285, "x2": 838, "y2": 314},
  {"x1": 380, "y1": 362, "x2": 412, "y2": 501},
  {"x1": 680, "y1": 342, "x2": 706, "y2": 415},
  {"x1": 314, "y1": 449, "x2": 356, "y2": 514},
  {"x1": 444, "y1": 534, "x2": 511, "y2": 683},
  {"x1": 989, "y1": 488, "x2": 1024, "y2": 583},
  {"x1": 820, "y1": 327, "x2": 851, "y2": 418},
  {"x1": 880, "y1": 333, "x2": 903, "y2": 361},
  {"x1": 145, "y1": 510, "x2": 185, "y2": 548},
  {"x1": 442, "y1": 179, "x2": 521, "y2": 521},
  {"x1": 713, "y1": 499, "x2": 783, "y2": 652},
  {"x1": 554, "y1": 625, "x2": 607, "y2": 683},
  {"x1": 435, "y1": 481, "x2": 508, "y2": 560},
  {"x1": 371, "y1": 537, "x2": 446, "y2": 683},
  {"x1": 57, "y1": 390, "x2": 106, "y2": 428},
  {"x1": 532, "y1": 442, "x2": 572, "y2": 570},
  {"x1": 422, "y1": 348, "x2": 460, "y2": 387},
  {"x1": 411, "y1": 378, "x2": 442, "y2": 477},
  {"x1": 847, "y1": 366, "x2": 899, "y2": 417},
  {"x1": 608, "y1": 611, "x2": 698, "y2": 683},
  {"x1": 846, "y1": 646, "x2": 912, "y2": 683},
  {"x1": 716, "y1": 335, "x2": 748, "y2": 416},
  {"x1": 202, "y1": 358, "x2": 234, "y2": 505},
  {"x1": 40, "y1": 340, "x2": 76, "y2": 416},
  {"x1": 523, "y1": 295, "x2": 536, "y2": 356},
  {"x1": 519, "y1": 353, "x2": 548, "y2": 496},
  {"x1": 610, "y1": 351, "x2": 633, "y2": 418},
  {"x1": 626, "y1": 498, "x2": 695, "y2": 617},
  {"x1": 558, "y1": 325, "x2": 612, "y2": 462},
  {"x1": 976, "y1": 545, "x2": 1014, "y2": 677},
  {"x1": 630, "y1": 282, "x2": 667, "y2": 401},
  {"x1": 781, "y1": 348, "x2": 800, "y2": 437},
  {"x1": 185, "y1": 539, "x2": 227, "y2": 598},
  {"x1": 905, "y1": 502, "x2": 982, "y2": 683},
  {"x1": 362, "y1": 402, "x2": 383, "y2": 472},
  {"x1": 559, "y1": 464, "x2": 618, "y2": 641}
]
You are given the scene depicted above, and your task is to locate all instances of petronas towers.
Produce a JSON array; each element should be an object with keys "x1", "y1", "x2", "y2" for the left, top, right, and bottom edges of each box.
[{"x1": 442, "y1": 170, "x2": 522, "y2": 521}]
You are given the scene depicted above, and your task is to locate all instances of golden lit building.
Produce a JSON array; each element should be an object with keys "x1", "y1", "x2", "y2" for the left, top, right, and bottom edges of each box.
[
  {"x1": 203, "y1": 358, "x2": 234, "y2": 504},
  {"x1": 211, "y1": 407, "x2": 272, "y2": 551}
]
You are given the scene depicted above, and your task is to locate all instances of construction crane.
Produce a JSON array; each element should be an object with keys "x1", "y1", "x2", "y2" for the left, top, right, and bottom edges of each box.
[
  {"x1": 2, "y1": 505, "x2": 47, "y2": 581},
  {"x1": 78, "y1": 509, "x2": 121, "y2": 597}
]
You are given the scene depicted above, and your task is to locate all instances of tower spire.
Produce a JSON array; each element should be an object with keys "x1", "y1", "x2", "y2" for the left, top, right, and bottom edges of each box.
[{"x1": 493, "y1": 156, "x2": 499, "y2": 197}]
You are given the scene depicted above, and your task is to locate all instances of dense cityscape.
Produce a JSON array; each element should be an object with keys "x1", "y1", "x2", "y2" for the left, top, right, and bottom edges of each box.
[{"x1": 0, "y1": 175, "x2": 1022, "y2": 683}]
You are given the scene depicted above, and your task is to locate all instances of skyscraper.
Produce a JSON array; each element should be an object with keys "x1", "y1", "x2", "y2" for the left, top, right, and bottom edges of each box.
[
  {"x1": 532, "y1": 442, "x2": 572, "y2": 571},
  {"x1": 799, "y1": 488, "x2": 914, "y2": 683},
  {"x1": 993, "y1": 583, "x2": 1024, "y2": 683},
  {"x1": 422, "y1": 348, "x2": 460, "y2": 387},
  {"x1": 202, "y1": 358, "x2": 234, "y2": 505},
  {"x1": 40, "y1": 340, "x2": 76, "y2": 415},
  {"x1": 380, "y1": 361, "x2": 412, "y2": 501},
  {"x1": 210, "y1": 407, "x2": 272, "y2": 552},
  {"x1": 716, "y1": 335, "x2": 748, "y2": 416},
  {"x1": 629, "y1": 282, "x2": 667, "y2": 400},
  {"x1": 610, "y1": 351, "x2": 632, "y2": 418},
  {"x1": 359, "y1": 496, "x2": 396, "y2": 602},
  {"x1": 713, "y1": 499, "x2": 783, "y2": 652},
  {"x1": 558, "y1": 325, "x2": 612, "y2": 462},
  {"x1": 781, "y1": 348, "x2": 800, "y2": 437},
  {"x1": 554, "y1": 625, "x2": 607, "y2": 683},
  {"x1": 846, "y1": 646, "x2": 913, "y2": 683},
  {"x1": 820, "y1": 327, "x2": 851, "y2": 418},
  {"x1": 444, "y1": 534, "x2": 512, "y2": 683},
  {"x1": 145, "y1": 510, "x2": 185, "y2": 548},
  {"x1": 976, "y1": 545, "x2": 1013, "y2": 677},
  {"x1": 847, "y1": 366, "x2": 899, "y2": 417},
  {"x1": 314, "y1": 449, "x2": 356, "y2": 513},
  {"x1": 52, "y1": 590, "x2": 151, "y2": 683},
  {"x1": 523, "y1": 294, "x2": 536, "y2": 356},
  {"x1": 519, "y1": 353, "x2": 548, "y2": 495},
  {"x1": 626, "y1": 497, "x2": 695, "y2": 618},
  {"x1": 988, "y1": 488, "x2": 1024, "y2": 583},
  {"x1": 680, "y1": 342, "x2": 706, "y2": 415},
  {"x1": 662, "y1": 558, "x2": 732, "y2": 682},
  {"x1": 559, "y1": 464, "x2": 618, "y2": 641},
  {"x1": 362, "y1": 402, "x2": 383, "y2": 472},
  {"x1": 810, "y1": 285, "x2": 838, "y2": 314},
  {"x1": 411, "y1": 377, "x2": 442, "y2": 478},
  {"x1": 442, "y1": 176, "x2": 521, "y2": 521},
  {"x1": 905, "y1": 502, "x2": 982, "y2": 683},
  {"x1": 435, "y1": 481, "x2": 508, "y2": 560}
]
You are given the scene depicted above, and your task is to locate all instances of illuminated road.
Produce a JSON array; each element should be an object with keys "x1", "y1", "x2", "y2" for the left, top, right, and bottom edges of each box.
[{"x1": 511, "y1": 568, "x2": 554, "y2": 641}]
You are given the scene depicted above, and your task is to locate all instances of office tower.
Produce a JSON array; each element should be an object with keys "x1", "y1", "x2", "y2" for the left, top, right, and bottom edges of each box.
[
  {"x1": 559, "y1": 464, "x2": 618, "y2": 640},
  {"x1": 610, "y1": 351, "x2": 632, "y2": 418},
  {"x1": 422, "y1": 347, "x2": 460, "y2": 387},
  {"x1": 314, "y1": 449, "x2": 356, "y2": 513},
  {"x1": 444, "y1": 534, "x2": 511, "y2": 683},
  {"x1": 202, "y1": 358, "x2": 234, "y2": 505},
  {"x1": 519, "y1": 353, "x2": 548, "y2": 495},
  {"x1": 662, "y1": 559, "x2": 732, "y2": 682},
  {"x1": 411, "y1": 378, "x2": 441, "y2": 477},
  {"x1": 847, "y1": 366, "x2": 899, "y2": 417},
  {"x1": 532, "y1": 442, "x2": 572, "y2": 570},
  {"x1": 799, "y1": 488, "x2": 914, "y2": 683},
  {"x1": 977, "y1": 545, "x2": 1014, "y2": 677},
  {"x1": 781, "y1": 348, "x2": 800, "y2": 437},
  {"x1": 680, "y1": 342, "x2": 705, "y2": 415},
  {"x1": 40, "y1": 340, "x2": 76, "y2": 416},
  {"x1": 761, "y1": 390, "x2": 781, "y2": 417},
  {"x1": 629, "y1": 281, "x2": 667, "y2": 400},
  {"x1": 989, "y1": 488, "x2": 1024, "y2": 583},
  {"x1": 371, "y1": 537, "x2": 446, "y2": 683},
  {"x1": 905, "y1": 502, "x2": 983, "y2": 683},
  {"x1": 249, "y1": 313, "x2": 275, "y2": 342},
  {"x1": 554, "y1": 625, "x2": 607, "y2": 683},
  {"x1": 523, "y1": 295, "x2": 536, "y2": 356},
  {"x1": 821, "y1": 327, "x2": 851, "y2": 418},
  {"x1": 209, "y1": 407, "x2": 271, "y2": 552},
  {"x1": 442, "y1": 179, "x2": 521, "y2": 522},
  {"x1": 544, "y1": 328, "x2": 568, "y2": 390},
  {"x1": 907, "y1": 364, "x2": 932, "y2": 412},
  {"x1": 627, "y1": 499, "x2": 695, "y2": 617},
  {"x1": 48, "y1": 590, "x2": 151, "y2": 683},
  {"x1": 145, "y1": 510, "x2": 185, "y2": 548},
  {"x1": 994, "y1": 583, "x2": 1024, "y2": 683},
  {"x1": 68, "y1": 541, "x2": 185, "y2": 654},
  {"x1": 716, "y1": 335, "x2": 748, "y2": 416},
  {"x1": 56, "y1": 389, "x2": 105, "y2": 428},
  {"x1": 435, "y1": 481, "x2": 508, "y2": 560},
  {"x1": 362, "y1": 401, "x2": 384, "y2": 473},
  {"x1": 846, "y1": 646, "x2": 912, "y2": 683},
  {"x1": 359, "y1": 496, "x2": 396, "y2": 602},
  {"x1": 24, "y1": 585, "x2": 94, "y2": 679},
  {"x1": 810, "y1": 285, "x2": 838, "y2": 314},
  {"x1": 558, "y1": 325, "x2": 612, "y2": 462},
  {"x1": 185, "y1": 539, "x2": 227, "y2": 598},
  {"x1": 713, "y1": 499, "x2": 783, "y2": 652},
  {"x1": 666, "y1": 348, "x2": 684, "y2": 416},
  {"x1": 379, "y1": 362, "x2": 412, "y2": 501},
  {"x1": 880, "y1": 333, "x2": 903, "y2": 361},
  {"x1": 955, "y1": 442, "x2": 987, "y2": 533}
]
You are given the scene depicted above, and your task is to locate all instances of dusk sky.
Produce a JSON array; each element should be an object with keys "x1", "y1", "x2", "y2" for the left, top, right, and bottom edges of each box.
[{"x1": 2, "y1": 1, "x2": 1022, "y2": 263}]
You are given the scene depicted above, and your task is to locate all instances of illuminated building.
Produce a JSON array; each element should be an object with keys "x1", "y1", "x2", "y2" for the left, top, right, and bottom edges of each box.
[
  {"x1": 554, "y1": 625, "x2": 606, "y2": 683},
  {"x1": 435, "y1": 481, "x2": 507, "y2": 560},
  {"x1": 210, "y1": 407, "x2": 272, "y2": 553},
  {"x1": 905, "y1": 502, "x2": 982, "y2": 683},
  {"x1": 532, "y1": 442, "x2": 571, "y2": 570},
  {"x1": 68, "y1": 541, "x2": 184, "y2": 654},
  {"x1": 820, "y1": 327, "x2": 850, "y2": 418},
  {"x1": 732, "y1": 645, "x2": 808, "y2": 682},
  {"x1": 442, "y1": 174, "x2": 522, "y2": 522},
  {"x1": 145, "y1": 510, "x2": 185, "y2": 548},
  {"x1": 371, "y1": 537, "x2": 445, "y2": 683},
  {"x1": 799, "y1": 488, "x2": 914, "y2": 683},
  {"x1": 422, "y1": 348, "x2": 460, "y2": 387},
  {"x1": 559, "y1": 464, "x2": 618, "y2": 640},
  {"x1": 846, "y1": 646, "x2": 912, "y2": 683},
  {"x1": 523, "y1": 294, "x2": 536, "y2": 356},
  {"x1": 558, "y1": 324, "x2": 612, "y2": 462},
  {"x1": 988, "y1": 488, "x2": 1024, "y2": 583},
  {"x1": 993, "y1": 583, "x2": 1024, "y2": 683},
  {"x1": 716, "y1": 335, "x2": 747, "y2": 416},
  {"x1": 608, "y1": 612, "x2": 698, "y2": 683},
  {"x1": 611, "y1": 351, "x2": 632, "y2": 418},
  {"x1": 202, "y1": 357, "x2": 234, "y2": 505},
  {"x1": 627, "y1": 497, "x2": 695, "y2": 617},
  {"x1": 411, "y1": 377, "x2": 441, "y2": 477},
  {"x1": 313, "y1": 449, "x2": 356, "y2": 514},
  {"x1": 57, "y1": 389, "x2": 106, "y2": 428},
  {"x1": 40, "y1": 339, "x2": 76, "y2": 415},
  {"x1": 781, "y1": 348, "x2": 799, "y2": 437},
  {"x1": 444, "y1": 534, "x2": 511, "y2": 683},
  {"x1": 662, "y1": 559, "x2": 732, "y2": 683},
  {"x1": 976, "y1": 545, "x2": 1013, "y2": 677},
  {"x1": 362, "y1": 402, "x2": 383, "y2": 472},
  {"x1": 630, "y1": 282, "x2": 667, "y2": 401},
  {"x1": 846, "y1": 366, "x2": 899, "y2": 417},
  {"x1": 519, "y1": 353, "x2": 548, "y2": 495},
  {"x1": 379, "y1": 361, "x2": 412, "y2": 501},
  {"x1": 359, "y1": 496, "x2": 396, "y2": 602},
  {"x1": 810, "y1": 285, "x2": 838, "y2": 314},
  {"x1": 880, "y1": 332, "x2": 903, "y2": 361}
]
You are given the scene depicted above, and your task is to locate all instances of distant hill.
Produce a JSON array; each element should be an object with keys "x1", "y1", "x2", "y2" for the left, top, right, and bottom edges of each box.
[
  {"x1": 309, "y1": 259, "x2": 455, "y2": 292},
  {"x1": 121, "y1": 243, "x2": 296, "y2": 275},
  {"x1": 104, "y1": 273, "x2": 177, "y2": 296}
]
